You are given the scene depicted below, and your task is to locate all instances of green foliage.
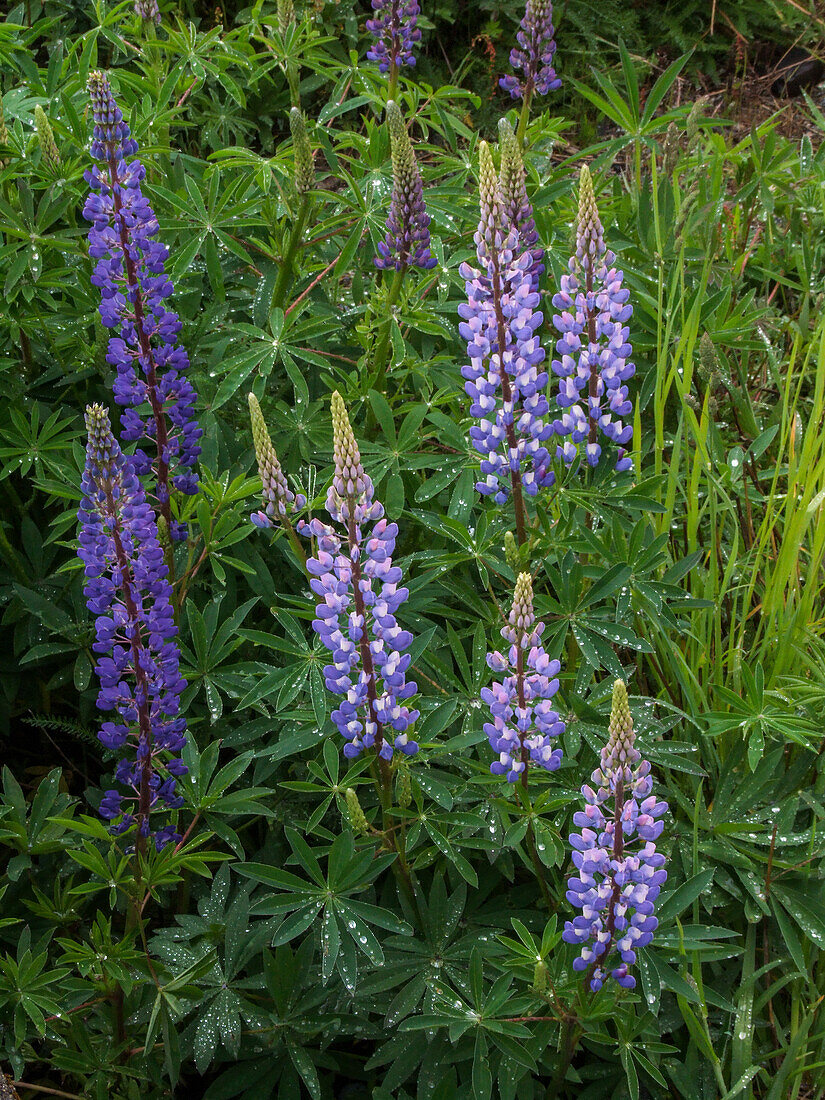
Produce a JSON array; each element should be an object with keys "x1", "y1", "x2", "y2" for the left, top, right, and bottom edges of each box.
[{"x1": 1, "y1": 1, "x2": 825, "y2": 1098}]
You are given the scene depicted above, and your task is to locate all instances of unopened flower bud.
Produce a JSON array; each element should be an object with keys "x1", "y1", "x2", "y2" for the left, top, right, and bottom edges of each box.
[
  {"x1": 345, "y1": 787, "x2": 369, "y2": 836},
  {"x1": 289, "y1": 108, "x2": 314, "y2": 195},
  {"x1": 35, "y1": 106, "x2": 60, "y2": 170}
]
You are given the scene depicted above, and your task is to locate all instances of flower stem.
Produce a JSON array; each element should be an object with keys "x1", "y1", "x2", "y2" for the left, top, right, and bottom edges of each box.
[
  {"x1": 271, "y1": 194, "x2": 311, "y2": 314},
  {"x1": 387, "y1": 62, "x2": 399, "y2": 102},
  {"x1": 372, "y1": 265, "x2": 406, "y2": 393},
  {"x1": 545, "y1": 1014, "x2": 581, "y2": 1100},
  {"x1": 516, "y1": 85, "x2": 534, "y2": 145}
]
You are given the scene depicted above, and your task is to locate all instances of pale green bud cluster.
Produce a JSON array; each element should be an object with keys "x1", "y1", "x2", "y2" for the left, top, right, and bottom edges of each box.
[
  {"x1": 289, "y1": 107, "x2": 314, "y2": 194},
  {"x1": 575, "y1": 164, "x2": 604, "y2": 270},
  {"x1": 497, "y1": 117, "x2": 526, "y2": 221},
  {"x1": 35, "y1": 105, "x2": 60, "y2": 170},
  {"x1": 386, "y1": 100, "x2": 415, "y2": 191},
  {"x1": 345, "y1": 787, "x2": 369, "y2": 836}
]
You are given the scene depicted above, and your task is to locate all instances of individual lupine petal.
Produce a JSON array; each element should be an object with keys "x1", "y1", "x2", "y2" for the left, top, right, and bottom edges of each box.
[
  {"x1": 458, "y1": 141, "x2": 555, "y2": 503},
  {"x1": 78, "y1": 405, "x2": 187, "y2": 850},
  {"x1": 248, "y1": 393, "x2": 304, "y2": 527},
  {"x1": 499, "y1": 0, "x2": 561, "y2": 101},
  {"x1": 562, "y1": 680, "x2": 668, "y2": 991},
  {"x1": 298, "y1": 393, "x2": 419, "y2": 761},
  {"x1": 366, "y1": 0, "x2": 422, "y2": 75},
  {"x1": 551, "y1": 166, "x2": 634, "y2": 472},
  {"x1": 289, "y1": 108, "x2": 315, "y2": 195},
  {"x1": 134, "y1": 0, "x2": 161, "y2": 22},
  {"x1": 482, "y1": 573, "x2": 564, "y2": 782},
  {"x1": 35, "y1": 106, "x2": 60, "y2": 170},
  {"x1": 83, "y1": 71, "x2": 202, "y2": 538},
  {"x1": 374, "y1": 100, "x2": 435, "y2": 271},
  {"x1": 498, "y1": 117, "x2": 543, "y2": 292}
]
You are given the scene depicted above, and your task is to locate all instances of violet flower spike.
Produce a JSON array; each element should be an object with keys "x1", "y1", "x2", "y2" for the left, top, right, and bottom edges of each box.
[
  {"x1": 366, "y1": 0, "x2": 422, "y2": 76},
  {"x1": 551, "y1": 165, "x2": 634, "y2": 471},
  {"x1": 457, "y1": 141, "x2": 555, "y2": 514},
  {"x1": 84, "y1": 71, "x2": 202, "y2": 540},
  {"x1": 299, "y1": 393, "x2": 419, "y2": 761},
  {"x1": 482, "y1": 573, "x2": 565, "y2": 782},
  {"x1": 500, "y1": 0, "x2": 561, "y2": 101},
  {"x1": 562, "y1": 680, "x2": 668, "y2": 992},
  {"x1": 78, "y1": 405, "x2": 188, "y2": 851},
  {"x1": 375, "y1": 100, "x2": 436, "y2": 272},
  {"x1": 134, "y1": 0, "x2": 161, "y2": 24},
  {"x1": 498, "y1": 117, "x2": 543, "y2": 293}
]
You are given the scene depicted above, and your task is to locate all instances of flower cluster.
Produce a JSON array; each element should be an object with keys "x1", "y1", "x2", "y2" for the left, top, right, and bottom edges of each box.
[
  {"x1": 562, "y1": 681, "x2": 667, "y2": 991},
  {"x1": 78, "y1": 405, "x2": 187, "y2": 850},
  {"x1": 290, "y1": 107, "x2": 315, "y2": 195},
  {"x1": 551, "y1": 166, "x2": 634, "y2": 471},
  {"x1": 134, "y1": 0, "x2": 161, "y2": 24},
  {"x1": 482, "y1": 573, "x2": 564, "y2": 782},
  {"x1": 84, "y1": 71, "x2": 202, "y2": 538},
  {"x1": 498, "y1": 117, "x2": 543, "y2": 294},
  {"x1": 499, "y1": 0, "x2": 561, "y2": 101},
  {"x1": 300, "y1": 393, "x2": 419, "y2": 760},
  {"x1": 366, "y1": 0, "x2": 422, "y2": 75},
  {"x1": 35, "y1": 105, "x2": 60, "y2": 170},
  {"x1": 375, "y1": 100, "x2": 435, "y2": 272},
  {"x1": 458, "y1": 141, "x2": 555, "y2": 503},
  {"x1": 248, "y1": 392, "x2": 305, "y2": 528}
]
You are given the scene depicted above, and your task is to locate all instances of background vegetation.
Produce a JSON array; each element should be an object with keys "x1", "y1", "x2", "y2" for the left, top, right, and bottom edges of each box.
[{"x1": 1, "y1": 0, "x2": 825, "y2": 1097}]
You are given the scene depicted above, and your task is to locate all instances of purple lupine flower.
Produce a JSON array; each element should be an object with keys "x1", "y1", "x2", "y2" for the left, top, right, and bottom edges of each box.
[
  {"x1": 562, "y1": 680, "x2": 668, "y2": 991},
  {"x1": 366, "y1": 0, "x2": 422, "y2": 75},
  {"x1": 78, "y1": 405, "x2": 188, "y2": 851},
  {"x1": 299, "y1": 393, "x2": 419, "y2": 760},
  {"x1": 83, "y1": 71, "x2": 202, "y2": 540},
  {"x1": 375, "y1": 100, "x2": 436, "y2": 272},
  {"x1": 498, "y1": 117, "x2": 543, "y2": 294},
  {"x1": 248, "y1": 393, "x2": 305, "y2": 528},
  {"x1": 551, "y1": 165, "x2": 634, "y2": 471},
  {"x1": 134, "y1": 0, "x2": 161, "y2": 23},
  {"x1": 457, "y1": 141, "x2": 555, "y2": 504},
  {"x1": 500, "y1": 0, "x2": 561, "y2": 101},
  {"x1": 482, "y1": 573, "x2": 564, "y2": 782}
]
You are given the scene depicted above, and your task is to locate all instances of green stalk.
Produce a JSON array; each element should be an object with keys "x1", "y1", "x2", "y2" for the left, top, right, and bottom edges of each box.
[
  {"x1": 516, "y1": 86, "x2": 534, "y2": 145},
  {"x1": 271, "y1": 195, "x2": 311, "y2": 313},
  {"x1": 387, "y1": 62, "x2": 399, "y2": 103},
  {"x1": 372, "y1": 265, "x2": 405, "y2": 393}
]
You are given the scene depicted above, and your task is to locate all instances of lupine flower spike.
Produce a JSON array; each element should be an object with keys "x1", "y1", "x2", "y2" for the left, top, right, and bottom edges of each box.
[
  {"x1": 375, "y1": 101, "x2": 435, "y2": 272},
  {"x1": 84, "y1": 71, "x2": 202, "y2": 540},
  {"x1": 366, "y1": 0, "x2": 422, "y2": 92},
  {"x1": 551, "y1": 166, "x2": 634, "y2": 471},
  {"x1": 134, "y1": 0, "x2": 161, "y2": 24},
  {"x1": 500, "y1": 0, "x2": 561, "y2": 102},
  {"x1": 562, "y1": 680, "x2": 668, "y2": 991},
  {"x1": 35, "y1": 106, "x2": 60, "y2": 170},
  {"x1": 458, "y1": 141, "x2": 555, "y2": 523},
  {"x1": 299, "y1": 394, "x2": 419, "y2": 761},
  {"x1": 248, "y1": 392, "x2": 305, "y2": 527},
  {"x1": 498, "y1": 117, "x2": 543, "y2": 293},
  {"x1": 78, "y1": 405, "x2": 188, "y2": 851},
  {"x1": 290, "y1": 108, "x2": 315, "y2": 195},
  {"x1": 278, "y1": 0, "x2": 301, "y2": 106},
  {"x1": 482, "y1": 572, "x2": 565, "y2": 782}
]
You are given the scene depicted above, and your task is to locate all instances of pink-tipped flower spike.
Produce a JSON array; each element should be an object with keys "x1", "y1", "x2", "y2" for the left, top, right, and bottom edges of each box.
[
  {"x1": 248, "y1": 393, "x2": 305, "y2": 528},
  {"x1": 482, "y1": 573, "x2": 565, "y2": 782},
  {"x1": 562, "y1": 680, "x2": 668, "y2": 992},
  {"x1": 551, "y1": 165, "x2": 634, "y2": 471}
]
